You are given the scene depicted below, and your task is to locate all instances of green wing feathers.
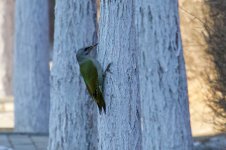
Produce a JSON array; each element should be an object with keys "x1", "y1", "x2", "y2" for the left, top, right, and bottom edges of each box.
[{"x1": 80, "y1": 60, "x2": 106, "y2": 113}]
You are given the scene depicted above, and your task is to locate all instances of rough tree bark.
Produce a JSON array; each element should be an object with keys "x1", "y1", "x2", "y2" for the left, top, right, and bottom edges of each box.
[
  {"x1": 48, "y1": 1, "x2": 98, "y2": 149},
  {"x1": 14, "y1": 0, "x2": 50, "y2": 133},
  {"x1": 97, "y1": 1, "x2": 142, "y2": 149},
  {"x1": 136, "y1": 1, "x2": 193, "y2": 149},
  {"x1": 0, "y1": 0, "x2": 14, "y2": 97}
]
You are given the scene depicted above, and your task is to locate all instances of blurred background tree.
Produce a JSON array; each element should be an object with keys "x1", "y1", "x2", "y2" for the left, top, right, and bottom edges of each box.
[
  {"x1": 14, "y1": 0, "x2": 50, "y2": 133},
  {"x1": 203, "y1": 0, "x2": 226, "y2": 131},
  {"x1": 0, "y1": 0, "x2": 14, "y2": 98},
  {"x1": 179, "y1": 0, "x2": 226, "y2": 136}
]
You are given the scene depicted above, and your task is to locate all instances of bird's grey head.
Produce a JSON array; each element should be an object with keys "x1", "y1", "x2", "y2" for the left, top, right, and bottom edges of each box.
[{"x1": 76, "y1": 43, "x2": 98, "y2": 63}]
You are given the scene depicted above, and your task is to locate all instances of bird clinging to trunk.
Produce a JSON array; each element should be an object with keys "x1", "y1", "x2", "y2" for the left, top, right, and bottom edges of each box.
[{"x1": 76, "y1": 43, "x2": 110, "y2": 114}]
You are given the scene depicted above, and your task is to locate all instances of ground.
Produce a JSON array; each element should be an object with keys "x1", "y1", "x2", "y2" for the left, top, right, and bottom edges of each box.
[{"x1": 0, "y1": 133, "x2": 48, "y2": 150}]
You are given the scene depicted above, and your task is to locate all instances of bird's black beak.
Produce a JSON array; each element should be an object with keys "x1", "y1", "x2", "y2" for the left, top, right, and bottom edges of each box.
[{"x1": 87, "y1": 43, "x2": 98, "y2": 53}]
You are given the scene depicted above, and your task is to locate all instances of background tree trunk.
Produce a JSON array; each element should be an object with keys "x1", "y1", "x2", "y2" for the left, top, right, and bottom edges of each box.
[
  {"x1": 0, "y1": 0, "x2": 14, "y2": 97},
  {"x1": 14, "y1": 0, "x2": 50, "y2": 133},
  {"x1": 48, "y1": 1, "x2": 98, "y2": 149},
  {"x1": 97, "y1": 1, "x2": 142, "y2": 149},
  {"x1": 136, "y1": 1, "x2": 193, "y2": 149}
]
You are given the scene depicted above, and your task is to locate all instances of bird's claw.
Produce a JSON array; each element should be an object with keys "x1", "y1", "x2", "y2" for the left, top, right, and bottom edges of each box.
[
  {"x1": 103, "y1": 63, "x2": 112, "y2": 80},
  {"x1": 104, "y1": 63, "x2": 112, "y2": 74}
]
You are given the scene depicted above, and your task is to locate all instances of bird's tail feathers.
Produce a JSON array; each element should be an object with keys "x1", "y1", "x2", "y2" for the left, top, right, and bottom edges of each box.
[{"x1": 97, "y1": 93, "x2": 106, "y2": 114}]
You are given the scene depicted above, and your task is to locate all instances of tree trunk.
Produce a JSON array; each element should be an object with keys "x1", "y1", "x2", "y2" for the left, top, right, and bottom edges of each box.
[
  {"x1": 48, "y1": 1, "x2": 98, "y2": 149},
  {"x1": 97, "y1": 1, "x2": 142, "y2": 149},
  {"x1": 14, "y1": 0, "x2": 50, "y2": 133},
  {"x1": 136, "y1": 1, "x2": 193, "y2": 149},
  {"x1": 0, "y1": 0, "x2": 14, "y2": 97}
]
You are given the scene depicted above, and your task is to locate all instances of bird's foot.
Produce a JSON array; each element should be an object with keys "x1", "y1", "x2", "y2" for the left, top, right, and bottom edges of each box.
[
  {"x1": 103, "y1": 63, "x2": 112, "y2": 80},
  {"x1": 102, "y1": 63, "x2": 112, "y2": 94}
]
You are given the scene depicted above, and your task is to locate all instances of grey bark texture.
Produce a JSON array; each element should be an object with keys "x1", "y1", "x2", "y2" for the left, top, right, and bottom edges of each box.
[
  {"x1": 14, "y1": 0, "x2": 50, "y2": 133},
  {"x1": 97, "y1": 1, "x2": 142, "y2": 150},
  {"x1": 136, "y1": 1, "x2": 193, "y2": 149},
  {"x1": 48, "y1": 0, "x2": 98, "y2": 149},
  {"x1": 0, "y1": 0, "x2": 14, "y2": 97}
]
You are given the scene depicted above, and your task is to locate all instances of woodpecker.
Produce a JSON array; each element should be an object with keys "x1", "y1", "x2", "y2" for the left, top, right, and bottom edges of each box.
[{"x1": 76, "y1": 43, "x2": 110, "y2": 113}]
